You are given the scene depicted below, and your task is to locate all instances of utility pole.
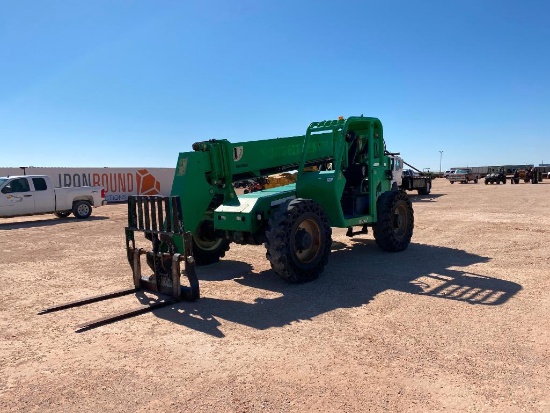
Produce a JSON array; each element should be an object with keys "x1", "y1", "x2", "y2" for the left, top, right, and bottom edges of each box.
[{"x1": 439, "y1": 151, "x2": 444, "y2": 174}]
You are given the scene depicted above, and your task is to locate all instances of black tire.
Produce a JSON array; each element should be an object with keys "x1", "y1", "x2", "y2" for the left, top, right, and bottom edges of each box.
[
  {"x1": 417, "y1": 180, "x2": 431, "y2": 195},
  {"x1": 72, "y1": 200, "x2": 92, "y2": 219},
  {"x1": 373, "y1": 191, "x2": 414, "y2": 252},
  {"x1": 502, "y1": 178, "x2": 506, "y2": 184},
  {"x1": 54, "y1": 211, "x2": 71, "y2": 218},
  {"x1": 265, "y1": 199, "x2": 332, "y2": 283},
  {"x1": 485, "y1": 180, "x2": 489, "y2": 185},
  {"x1": 474, "y1": 177, "x2": 478, "y2": 184},
  {"x1": 192, "y1": 219, "x2": 230, "y2": 266},
  {"x1": 450, "y1": 181, "x2": 454, "y2": 184}
]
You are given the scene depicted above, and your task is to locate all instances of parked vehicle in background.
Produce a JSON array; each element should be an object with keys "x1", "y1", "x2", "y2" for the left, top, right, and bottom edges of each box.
[
  {"x1": 447, "y1": 168, "x2": 479, "y2": 184},
  {"x1": 526, "y1": 167, "x2": 544, "y2": 184},
  {"x1": 400, "y1": 169, "x2": 432, "y2": 195},
  {"x1": 485, "y1": 167, "x2": 507, "y2": 185},
  {"x1": 0, "y1": 175, "x2": 106, "y2": 219},
  {"x1": 389, "y1": 156, "x2": 432, "y2": 195},
  {"x1": 443, "y1": 170, "x2": 454, "y2": 178}
]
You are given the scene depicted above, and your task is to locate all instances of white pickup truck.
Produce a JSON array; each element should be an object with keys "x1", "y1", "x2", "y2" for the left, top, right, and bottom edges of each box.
[{"x1": 0, "y1": 175, "x2": 106, "y2": 219}]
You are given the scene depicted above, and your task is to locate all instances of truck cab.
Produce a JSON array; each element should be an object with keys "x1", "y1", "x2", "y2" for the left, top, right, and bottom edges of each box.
[
  {"x1": 389, "y1": 155, "x2": 404, "y2": 189},
  {"x1": 0, "y1": 176, "x2": 53, "y2": 216}
]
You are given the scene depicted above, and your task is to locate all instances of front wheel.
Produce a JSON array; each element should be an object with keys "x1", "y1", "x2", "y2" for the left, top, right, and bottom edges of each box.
[
  {"x1": 193, "y1": 219, "x2": 230, "y2": 266},
  {"x1": 474, "y1": 177, "x2": 478, "y2": 184},
  {"x1": 373, "y1": 191, "x2": 414, "y2": 252},
  {"x1": 72, "y1": 201, "x2": 92, "y2": 219},
  {"x1": 265, "y1": 199, "x2": 332, "y2": 283}
]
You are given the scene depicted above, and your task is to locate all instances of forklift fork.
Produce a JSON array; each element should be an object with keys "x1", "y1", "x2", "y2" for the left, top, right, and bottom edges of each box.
[
  {"x1": 38, "y1": 196, "x2": 199, "y2": 332},
  {"x1": 126, "y1": 195, "x2": 199, "y2": 301}
]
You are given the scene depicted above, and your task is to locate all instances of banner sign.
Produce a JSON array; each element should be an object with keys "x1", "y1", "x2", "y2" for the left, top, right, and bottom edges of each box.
[{"x1": 0, "y1": 167, "x2": 175, "y2": 202}]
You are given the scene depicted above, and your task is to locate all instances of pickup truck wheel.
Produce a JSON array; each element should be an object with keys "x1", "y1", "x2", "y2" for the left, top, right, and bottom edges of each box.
[
  {"x1": 73, "y1": 201, "x2": 92, "y2": 219},
  {"x1": 265, "y1": 199, "x2": 332, "y2": 283},
  {"x1": 374, "y1": 191, "x2": 414, "y2": 252},
  {"x1": 54, "y1": 211, "x2": 71, "y2": 218},
  {"x1": 474, "y1": 177, "x2": 478, "y2": 184},
  {"x1": 192, "y1": 219, "x2": 230, "y2": 266},
  {"x1": 450, "y1": 181, "x2": 454, "y2": 184}
]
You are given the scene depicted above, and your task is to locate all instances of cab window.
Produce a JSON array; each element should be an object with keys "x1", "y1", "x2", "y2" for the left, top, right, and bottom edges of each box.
[
  {"x1": 2, "y1": 178, "x2": 31, "y2": 194},
  {"x1": 32, "y1": 177, "x2": 48, "y2": 191}
]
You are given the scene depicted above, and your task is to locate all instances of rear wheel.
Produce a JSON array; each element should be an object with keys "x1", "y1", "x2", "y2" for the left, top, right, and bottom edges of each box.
[
  {"x1": 373, "y1": 191, "x2": 414, "y2": 252},
  {"x1": 474, "y1": 177, "x2": 478, "y2": 184},
  {"x1": 193, "y1": 219, "x2": 230, "y2": 266},
  {"x1": 265, "y1": 199, "x2": 332, "y2": 283},
  {"x1": 417, "y1": 180, "x2": 431, "y2": 195},
  {"x1": 73, "y1": 201, "x2": 92, "y2": 219}
]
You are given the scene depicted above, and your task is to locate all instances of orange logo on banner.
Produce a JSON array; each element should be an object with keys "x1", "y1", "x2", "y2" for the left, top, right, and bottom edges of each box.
[{"x1": 136, "y1": 169, "x2": 161, "y2": 195}]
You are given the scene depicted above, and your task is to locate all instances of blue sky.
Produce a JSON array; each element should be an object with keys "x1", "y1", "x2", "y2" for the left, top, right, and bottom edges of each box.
[{"x1": 1, "y1": 0, "x2": 549, "y2": 171}]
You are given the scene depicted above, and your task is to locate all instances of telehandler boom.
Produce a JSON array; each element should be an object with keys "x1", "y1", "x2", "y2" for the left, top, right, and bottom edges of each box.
[{"x1": 40, "y1": 116, "x2": 414, "y2": 330}]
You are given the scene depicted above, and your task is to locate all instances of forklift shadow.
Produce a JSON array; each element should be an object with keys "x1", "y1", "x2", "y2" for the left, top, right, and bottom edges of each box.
[
  {"x1": 153, "y1": 242, "x2": 522, "y2": 338},
  {"x1": 0, "y1": 215, "x2": 108, "y2": 230}
]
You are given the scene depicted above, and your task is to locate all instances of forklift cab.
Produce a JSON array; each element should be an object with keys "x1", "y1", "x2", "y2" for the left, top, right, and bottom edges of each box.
[{"x1": 296, "y1": 117, "x2": 390, "y2": 226}]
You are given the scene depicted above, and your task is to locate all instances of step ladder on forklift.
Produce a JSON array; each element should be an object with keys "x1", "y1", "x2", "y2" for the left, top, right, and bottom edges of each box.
[{"x1": 38, "y1": 195, "x2": 199, "y2": 332}]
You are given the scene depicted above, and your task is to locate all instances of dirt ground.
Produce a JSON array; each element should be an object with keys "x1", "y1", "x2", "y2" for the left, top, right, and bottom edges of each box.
[{"x1": 1, "y1": 178, "x2": 549, "y2": 412}]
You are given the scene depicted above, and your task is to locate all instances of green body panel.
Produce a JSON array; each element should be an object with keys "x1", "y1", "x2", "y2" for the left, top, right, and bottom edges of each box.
[
  {"x1": 293, "y1": 170, "x2": 346, "y2": 226},
  {"x1": 213, "y1": 184, "x2": 296, "y2": 233},
  {"x1": 170, "y1": 151, "x2": 218, "y2": 253},
  {"x1": 168, "y1": 116, "x2": 393, "y2": 250}
]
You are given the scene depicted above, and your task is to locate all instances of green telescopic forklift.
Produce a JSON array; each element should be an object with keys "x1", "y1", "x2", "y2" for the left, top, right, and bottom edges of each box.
[
  {"x1": 40, "y1": 116, "x2": 415, "y2": 331},
  {"x1": 126, "y1": 115, "x2": 414, "y2": 291}
]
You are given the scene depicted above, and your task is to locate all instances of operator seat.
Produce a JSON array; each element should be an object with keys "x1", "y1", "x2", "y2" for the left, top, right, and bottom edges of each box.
[{"x1": 341, "y1": 130, "x2": 370, "y2": 216}]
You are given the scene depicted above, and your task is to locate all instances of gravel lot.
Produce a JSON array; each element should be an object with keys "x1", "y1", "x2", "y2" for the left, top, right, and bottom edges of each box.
[{"x1": 1, "y1": 178, "x2": 548, "y2": 412}]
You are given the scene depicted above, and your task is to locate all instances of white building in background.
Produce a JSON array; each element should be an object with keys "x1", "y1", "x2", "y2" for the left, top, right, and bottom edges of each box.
[{"x1": 0, "y1": 167, "x2": 175, "y2": 202}]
